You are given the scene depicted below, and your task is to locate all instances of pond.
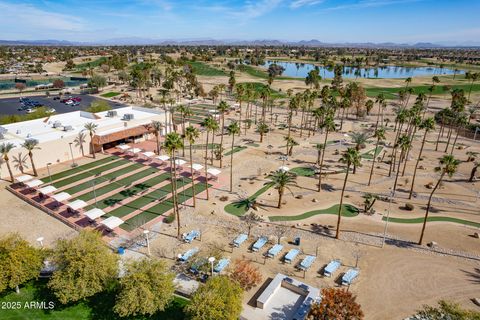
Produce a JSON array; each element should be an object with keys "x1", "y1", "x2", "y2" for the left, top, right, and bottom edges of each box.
[{"x1": 261, "y1": 60, "x2": 464, "y2": 79}]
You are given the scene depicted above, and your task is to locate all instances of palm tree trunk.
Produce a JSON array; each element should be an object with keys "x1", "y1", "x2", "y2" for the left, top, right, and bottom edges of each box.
[
  {"x1": 335, "y1": 164, "x2": 350, "y2": 239},
  {"x1": 409, "y1": 132, "x2": 427, "y2": 199},
  {"x1": 219, "y1": 114, "x2": 225, "y2": 168},
  {"x1": 210, "y1": 131, "x2": 215, "y2": 165},
  {"x1": 5, "y1": 158, "x2": 14, "y2": 182},
  {"x1": 444, "y1": 126, "x2": 453, "y2": 153},
  {"x1": 418, "y1": 173, "x2": 444, "y2": 245},
  {"x1": 29, "y1": 152, "x2": 37, "y2": 176},
  {"x1": 155, "y1": 133, "x2": 160, "y2": 155},
  {"x1": 230, "y1": 134, "x2": 235, "y2": 192},
  {"x1": 469, "y1": 164, "x2": 478, "y2": 182},
  {"x1": 189, "y1": 144, "x2": 196, "y2": 207},
  {"x1": 450, "y1": 127, "x2": 461, "y2": 155},
  {"x1": 368, "y1": 138, "x2": 380, "y2": 186},
  {"x1": 317, "y1": 130, "x2": 329, "y2": 192},
  {"x1": 204, "y1": 132, "x2": 210, "y2": 200},
  {"x1": 392, "y1": 149, "x2": 404, "y2": 193},
  {"x1": 90, "y1": 133, "x2": 96, "y2": 159},
  {"x1": 277, "y1": 189, "x2": 283, "y2": 209},
  {"x1": 171, "y1": 157, "x2": 181, "y2": 238}
]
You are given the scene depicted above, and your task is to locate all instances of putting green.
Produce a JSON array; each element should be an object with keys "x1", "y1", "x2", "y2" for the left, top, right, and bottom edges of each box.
[
  {"x1": 269, "y1": 204, "x2": 359, "y2": 222},
  {"x1": 224, "y1": 146, "x2": 247, "y2": 156},
  {"x1": 43, "y1": 156, "x2": 118, "y2": 183},
  {"x1": 382, "y1": 216, "x2": 480, "y2": 228},
  {"x1": 224, "y1": 182, "x2": 274, "y2": 216},
  {"x1": 361, "y1": 146, "x2": 384, "y2": 159}
]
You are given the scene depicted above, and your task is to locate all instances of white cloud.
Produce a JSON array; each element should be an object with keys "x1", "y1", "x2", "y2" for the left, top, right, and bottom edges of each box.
[
  {"x1": 290, "y1": 0, "x2": 324, "y2": 9},
  {"x1": 232, "y1": 0, "x2": 283, "y2": 20},
  {"x1": 323, "y1": 0, "x2": 423, "y2": 11}
]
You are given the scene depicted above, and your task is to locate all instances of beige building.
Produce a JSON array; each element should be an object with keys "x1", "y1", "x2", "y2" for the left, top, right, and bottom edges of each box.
[{"x1": 0, "y1": 106, "x2": 169, "y2": 179}]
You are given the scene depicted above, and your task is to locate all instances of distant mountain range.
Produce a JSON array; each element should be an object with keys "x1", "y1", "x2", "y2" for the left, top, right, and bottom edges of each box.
[{"x1": 1, "y1": 38, "x2": 479, "y2": 48}]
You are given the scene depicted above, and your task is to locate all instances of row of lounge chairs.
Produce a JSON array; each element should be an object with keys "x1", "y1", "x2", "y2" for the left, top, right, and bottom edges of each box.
[{"x1": 178, "y1": 247, "x2": 230, "y2": 274}]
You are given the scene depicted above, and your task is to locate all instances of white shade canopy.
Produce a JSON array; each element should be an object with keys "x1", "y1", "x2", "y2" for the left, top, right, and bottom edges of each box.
[
  {"x1": 190, "y1": 163, "x2": 203, "y2": 171},
  {"x1": 174, "y1": 159, "x2": 186, "y2": 166},
  {"x1": 16, "y1": 175, "x2": 34, "y2": 183},
  {"x1": 51, "y1": 192, "x2": 71, "y2": 202},
  {"x1": 84, "y1": 208, "x2": 106, "y2": 220},
  {"x1": 66, "y1": 199, "x2": 87, "y2": 210},
  {"x1": 101, "y1": 216, "x2": 124, "y2": 230},
  {"x1": 156, "y1": 155, "x2": 170, "y2": 161},
  {"x1": 37, "y1": 185, "x2": 57, "y2": 195},
  {"x1": 207, "y1": 168, "x2": 221, "y2": 176},
  {"x1": 25, "y1": 179, "x2": 43, "y2": 188},
  {"x1": 117, "y1": 144, "x2": 131, "y2": 150},
  {"x1": 279, "y1": 166, "x2": 290, "y2": 172},
  {"x1": 129, "y1": 148, "x2": 142, "y2": 154},
  {"x1": 142, "y1": 151, "x2": 155, "y2": 158}
]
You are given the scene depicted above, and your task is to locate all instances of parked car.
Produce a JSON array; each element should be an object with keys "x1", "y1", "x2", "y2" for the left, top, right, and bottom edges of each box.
[
  {"x1": 53, "y1": 96, "x2": 60, "y2": 100},
  {"x1": 26, "y1": 108, "x2": 35, "y2": 114}
]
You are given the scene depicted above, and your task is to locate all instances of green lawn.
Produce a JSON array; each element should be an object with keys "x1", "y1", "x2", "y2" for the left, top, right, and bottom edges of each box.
[
  {"x1": 237, "y1": 65, "x2": 298, "y2": 81},
  {"x1": 361, "y1": 146, "x2": 384, "y2": 159},
  {"x1": 74, "y1": 57, "x2": 108, "y2": 71},
  {"x1": 0, "y1": 279, "x2": 187, "y2": 320},
  {"x1": 187, "y1": 61, "x2": 227, "y2": 76},
  {"x1": 382, "y1": 215, "x2": 480, "y2": 228},
  {"x1": 100, "y1": 92, "x2": 121, "y2": 98},
  {"x1": 269, "y1": 204, "x2": 359, "y2": 222},
  {"x1": 290, "y1": 167, "x2": 316, "y2": 177},
  {"x1": 237, "y1": 82, "x2": 285, "y2": 99},
  {"x1": 224, "y1": 146, "x2": 247, "y2": 156},
  {"x1": 224, "y1": 182, "x2": 274, "y2": 216},
  {"x1": 365, "y1": 83, "x2": 480, "y2": 99},
  {"x1": 43, "y1": 156, "x2": 119, "y2": 183}
]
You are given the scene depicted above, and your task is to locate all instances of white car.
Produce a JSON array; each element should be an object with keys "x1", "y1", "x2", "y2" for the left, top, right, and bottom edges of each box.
[
  {"x1": 26, "y1": 108, "x2": 35, "y2": 114},
  {"x1": 65, "y1": 100, "x2": 73, "y2": 105},
  {"x1": 47, "y1": 108, "x2": 56, "y2": 114}
]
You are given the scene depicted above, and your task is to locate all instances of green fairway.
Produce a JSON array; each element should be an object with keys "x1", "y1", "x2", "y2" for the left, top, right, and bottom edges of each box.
[
  {"x1": 62, "y1": 162, "x2": 144, "y2": 195},
  {"x1": 0, "y1": 279, "x2": 188, "y2": 320},
  {"x1": 361, "y1": 146, "x2": 384, "y2": 159},
  {"x1": 43, "y1": 156, "x2": 118, "y2": 183},
  {"x1": 77, "y1": 168, "x2": 161, "y2": 202},
  {"x1": 74, "y1": 57, "x2": 108, "y2": 71},
  {"x1": 100, "y1": 91, "x2": 121, "y2": 98},
  {"x1": 52, "y1": 158, "x2": 130, "y2": 189},
  {"x1": 269, "y1": 204, "x2": 359, "y2": 222},
  {"x1": 224, "y1": 145, "x2": 247, "y2": 156},
  {"x1": 236, "y1": 82, "x2": 285, "y2": 98},
  {"x1": 187, "y1": 61, "x2": 226, "y2": 76},
  {"x1": 224, "y1": 182, "x2": 274, "y2": 216},
  {"x1": 365, "y1": 83, "x2": 480, "y2": 99},
  {"x1": 382, "y1": 215, "x2": 480, "y2": 228}
]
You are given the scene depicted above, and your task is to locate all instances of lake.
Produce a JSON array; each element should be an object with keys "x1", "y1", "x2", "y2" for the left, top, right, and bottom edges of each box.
[{"x1": 261, "y1": 61, "x2": 464, "y2": 79}]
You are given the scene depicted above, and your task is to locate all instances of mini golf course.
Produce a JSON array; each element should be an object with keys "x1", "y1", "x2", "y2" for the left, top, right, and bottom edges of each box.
[
  {"x1": 382, "y1": 215, "x2": 480, "y2": 228},
  {"x1": 269, "y1": 204, "x2": 359, "y2": 222}
]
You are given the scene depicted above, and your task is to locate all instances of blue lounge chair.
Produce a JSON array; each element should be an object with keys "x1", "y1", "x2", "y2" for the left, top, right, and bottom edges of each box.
[
  {"x1": 183, "y1": 230, "x2": 200, "y2": 243},
  {"x1": 342, "y1": 268, "x2": 359, "y2": 285},
  {"x1": 298, "y1": 255, "x2": 316, "y2": 270},
  {"x1": 252, "y1": 237, "x2": 268, "y2": 252},
  {"x1": 267, "y1": 244, "x2": 283, "y2": 258},
  {"x1": 179, "y1": 248, "x2": 199, "y2": 262},
  {"x1": 233, "y1": 234, "x2": 248, "y2": 247},
  {"x1": 214, "y1": 258, "x2": 230, "y2": 273},
  {"x1": 284, "y1": 248, "x2": 300, "y2": 263},
  {"x1": 324, "y1": 259, "x2": 341, "y2": 277}
]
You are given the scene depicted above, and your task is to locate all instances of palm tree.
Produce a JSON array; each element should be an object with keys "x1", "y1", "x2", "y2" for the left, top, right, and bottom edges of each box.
[
  {"x1": 12, "y1": 152, "x2": 28, "y2": 174},
  {"x1": 318, "y1": 115, "x2": 336, "y2": 192},
  {"x1": 418, "y1": 155, "x2": 459, "y2": 245},
  {"x1": 21, "y1": 139, "x2": 40, "y2": 176},
  {"x1": 350, "y1": 132, "x2": 369, "y2": 174},
  {"x1": 392, "y1": 135, "x2": 411, "y2": 193},
  {"x1": 336, "y1": 147, "x2": 361, "y2": 239},
  {"x1": 268, "y1": 170, "x2": 297, "y2": 209},
  {"x1": 0, "y1": 142, "x2": 15, "y2": 182},
  {"x1": 185, "y1": 126, "x2": 200, "y2": 207},
  {"x1": 257, "y1": 122, "x2": 269, "y2": 143},
  {"x1": 227, "y1": 121, "x2": 240, "y2": 192},
  {"x1": 368, "y1": 127, "x2": 386, "y2": 186},
  {"x1": 163, "y1": 132, "x2": 184, "y2": 238},
  {"x1": 315, "y1": 143, "x2": 325, "y2": 165},
  {"x1": 202, "y1": 116, "x2": 218, "y2": 200},
  {"x1": 84, "y1": 122, "x2": 98, "y2": 159},
  {"x1": 217, "y1": 101, "x2": 229, "y2": 168},
  {"x1": 151, "y1": 120, "x2": 164, "y2": 155},
  {"x1": 74, "y1": 132, "x2": 86, "y2": 157},
  {"x1": 409, "y1": 118, "x2": 435, "y2": 199}
]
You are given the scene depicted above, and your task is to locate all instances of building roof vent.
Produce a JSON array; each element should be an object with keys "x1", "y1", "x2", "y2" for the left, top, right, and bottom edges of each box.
[
  {"x1": 63, "y1": 125, "x2": 73, "y2": 131},
  {"x1": 107, "y1": 110, "x2": 118, "y2": 117},
  {"x1": 52, "y1": 121, "x2": 62, "y2": 128},
  {"x1": 122, "y1": 113, "x2": 134, "y2": 121}
]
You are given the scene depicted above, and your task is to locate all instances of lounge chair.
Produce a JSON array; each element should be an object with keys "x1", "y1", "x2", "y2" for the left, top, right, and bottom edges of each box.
[
  {"x1": 252, "y1": 237, "x2": 268, "y2": 252},
  {"x1": 232, "y1": 234, "x2": 248, "y2": 247},
  {"x1": 214, "y1": 258, "x2": 230, "y2": 273},
  {"x1": 183, "y1": 230, "x2": 200, "y2": 243},
  {"x1": 298, "y1": 255, "x2": 316, "y2": 271},
  {"x1": 267, "y1": 244, "x2": 283, "y2": 258},
  {"x1": 342, "y1": 268, "x2": 359, "y2": 285},
  {"x1": 323, "y1": 259, "x2": 341, "y2": 277},
  {"x1": 179, "y1": 248, "x2": 199, "y2": 262},
  {"x1": 284, "y1": 248, "x2": 300, "y2": 264}
]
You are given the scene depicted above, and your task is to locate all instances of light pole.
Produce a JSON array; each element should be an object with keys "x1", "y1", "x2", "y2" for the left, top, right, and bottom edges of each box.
[
  {"x1": 46, "y1": 163, "x2": 52, "y2": 184},
  {"x1": 143, "y1": 230, "x2": 150, "y2": 256},
  {"x1": 36, "y1": 236, "x2": 44, "y2": 248},
  {"x1": 68, "y1": 142, "x2": 77, "y2": 167},
  {"x1": 208, "y1": 256, "x2": 215, "y2": 276}
]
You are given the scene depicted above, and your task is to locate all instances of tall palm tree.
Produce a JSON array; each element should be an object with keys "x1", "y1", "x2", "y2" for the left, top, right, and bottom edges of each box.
[
  {"x1": 217, "y1": 100, "x2": 229, "y2": 168},
  {"x1": 202, "y1": 116, "x2": 218, "y2": 200},
  {"x1": 318, "y1": 115, "x2": 336, "y2": 192},
  {"x1": 227, "y1": 121, "x2": 240, "y2": 192},
  {"x1": 84, "y1": 122, "x2": 98, "y2": 159},
  {"x1": 284, "y1": 136, "x2": 299, "y2": 156},
  {"x1": 267, "y1": 170, "x2": 297, "y2": 209},
  {"x1": 150, "y1": 120, "x2": 164, "y2": 155},
  {"x1": 315, "y1": 143, "x2": 325, "y2": 165},
  {"x1": 0, "y1": 142, "x2": 15, "y2": 182},
  {"x1": 21, "y1": 139, "x2": 40, "y2": 176},
  {"x1": 74, "y1": 132, "x2": 86, "y2": 157},
  {"x1": 336, "y1": 147, "x2": 361, "y2": 239},
  {"x1": 392, "y1": 135, "x2": 411, "y2": 193},
  {"x1": 163, "y1": 132, "x2": 184, "y2": 239},
  {"x1": 257, "y1": 122, "x2": 269, "y2": 143},
  {"x1": 409, "y1": 118, "x2": 435, "y2": 199},
  {"x1": 185, "y1": 126, "x2": 200, "y2": 207},
  {"x1": 350, "y1": 132, "x2": 369, "y2": 174},
  {"x1": 368, "y1": 127, "x2": 386, "y2": 186},
  {"x1": 418, "y1": 155, "x2": 459, "y2": 245}
]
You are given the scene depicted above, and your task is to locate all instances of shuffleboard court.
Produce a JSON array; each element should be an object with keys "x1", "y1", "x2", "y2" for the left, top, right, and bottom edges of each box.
[{"x1": 42, "y1": 156, "x2": 118, "y2": 183}]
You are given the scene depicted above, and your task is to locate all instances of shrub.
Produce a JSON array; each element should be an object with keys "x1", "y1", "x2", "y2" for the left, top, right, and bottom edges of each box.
[
  {"x1": 165, "y1": 212, "x2": 175, "y2": 224},
  {"x1": 405, "y1": 203, "x2": 414, "y2": 211},
  {"x1": 229, "y1": 259, "x2": 262, "y2": 291}
]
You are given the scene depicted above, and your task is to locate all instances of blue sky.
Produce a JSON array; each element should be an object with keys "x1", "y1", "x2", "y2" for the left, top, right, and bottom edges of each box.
[{"x1": 0, "y1": 0, "x2": 479, "y2": 44}]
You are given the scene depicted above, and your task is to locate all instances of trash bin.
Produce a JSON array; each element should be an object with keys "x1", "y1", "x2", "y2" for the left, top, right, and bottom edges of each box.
[
  {"x1": 294, "y1": 237, "x2": 300, "y2": 246},
  {"x1": 117, "y1": 247, "x2": 125, "y2": 255}
]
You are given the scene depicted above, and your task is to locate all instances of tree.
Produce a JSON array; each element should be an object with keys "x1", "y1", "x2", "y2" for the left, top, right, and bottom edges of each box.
[
  {"x1": 48, "y1": 230, "x2": 118, "y2": 304},
  {"x1": 227, "y1": 121, "x2": 240, "y2": 192},
  {"x1": 418, "y1": 155, "x2": 460, "y2": 245},
  {"x1": 88, "y1": 74, "x2": 107, "y2": 90},
  {"x1": 74, "y1": 132, "x2": 86, "y2": 157},
  {"x1": 315, "y1": 143, "x2": 325, "y2": 165},
  {"x1": 267, "y1": 170, "x2": 297, "y2": 209},
  {"x1": 113, "y1": 259, "x2": 175, "y2": 317},
  {"x1": 241, "y1": 211, "x2": 263, "y2": 236},
  {"x1": 392, "y1": 134, "x2": 411, "y2": 194},
  {"x1": 203, "y1": 116, "x2": 219, "y2": 200},
  {"x1": 229, "y1": 259, "x2": 262, "y2": 291},
  {"x1": 257, "y1": 121, "x2": 269, "y2": 143},
  {"x1": 415, "y1": 300, "x2": 480, "y2": 319},
  {"x1": 367, "y1": 127, "x2": 385, "y2": 186},
  {"x1": 53, "y1": 79, "x2": 65, "y2": 89},
  {"x1": 217, "y1": 100, "x2": 229, "y2": 168},
  {"x1": 151, "y1": 120, "x2": 164, "y2": 155},
  {"x1": 308, "y1": 288, "x2": 364, "y2": 320},
  {"x1": 409, "y1": 118, "x2": 435, "y2": 199},
  {"x1": 185, "y1": 125, "x2": 200, "y2": 206},
  {"x1": 350, "y1": 131, "x2": 369, "y2": 174},
  {"x1": 363, "y1": 193, "x2": 378, "y2": 213},
  {"x1": 15, "y1": 83, "x2": 26, "y2": 96},
  {"x1": 336, "y1": 148, "x2": 361, "y2": 239},
  {"x1": 84, "y1": 122, "x2": 98, "y2": 159},
  {"x1": 0, "y1": 233, "x2": 43, "y2": 294},
  {"x1": 21, "y1": 138, "x2": 40, "y2": 176},
  {"x1": 0, "y1": 142, "x2": 15, "y2": 182},
  {"x1": 186, "y1": 275, "x2": 243, "y2": 320},
  {"x1": 305, "y1": 69, "x2": 321, "y2": 89},
  {"x1": 85, "y1": 100, "x2": 112, "y2": 113},
  {"x1": 12, "y1": 152, "x2": 28, "y2": 174},
  {"x1": 163, "y1": 132, "x2": 184, "y2": 238},
  {"x1": 318, "y1": 115, "x2": 336, "y2": 192}
]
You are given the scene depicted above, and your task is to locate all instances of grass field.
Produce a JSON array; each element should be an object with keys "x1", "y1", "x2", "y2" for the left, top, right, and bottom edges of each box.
[
  {"x1": 382, "y1": 215, "x2": 480, "y2": 228},
  {"x1": 269, "y1": 204, "x2": 359, "y2": 222},
  {"x1": 100, "y1": 92, "x2": 121, "y2": 98},
  {"x1": 365, "y1": 83, "x2": 480, "y2": 99},
  {"x1": 74, "y1": 57, "x2": 108, "y2": 71},
  {"x1": 0, "y1": 279, "x2": 187, "y2": 320},
  {"x1": 187, "y1": 61, "x2": 226, "y2": 76},
  {"x1": 290, "y1": 167, "x2": 316, "y2": 177},
  {"x1": 43, "y1": 156, "x2": 119, "y2": 183}
]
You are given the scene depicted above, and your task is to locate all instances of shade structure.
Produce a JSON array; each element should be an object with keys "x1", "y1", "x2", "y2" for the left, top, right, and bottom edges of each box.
[
  {"x1": 16, "y1": 175, "x2": 34, "y2": 183},
  {"x1": 117, "y1": 144, "x2": 131, "y2": 151},
  {"x1": 51, "y1": 192, "x2": 71, "y2": 202},
  {"x1": 25, "y1": 179, "x2": 43, "y2": 188},
  {"x1": 66, "y1": 199, "x2": 87, "y2": 211},
  {"x1": 190, "y1": 163, "x2": 203, "y2": 171},
  {"x1": 279, "y1": 166, "x2": 290, "y2": 172},
  {"x1": 174, "y1": 159, "x2": 186, "y2": 166},
  {"x1": 37, "y1": 185, "x2": 57, "y2": 195},
  {"x1": 84, "y1": 208, "x2": 106, "y2": 220},
  {"x1": 156, "y1": 155, "x2": 170, "y2": 162},
  {"x1": 207, "y1": 168, "x2": 221, "y2": 176},
  {"x1": 101, "y1": 216, "x2": 124, "y2": 230},
  {"x1": 142, "y1": 151, "x2": 155, "y2": 158},
  {"x1": 129, "y1": 148, "x2": 142, "y2": 154}
]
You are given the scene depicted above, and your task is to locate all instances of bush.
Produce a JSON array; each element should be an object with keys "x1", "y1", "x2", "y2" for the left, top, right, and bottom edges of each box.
[
  {"x1": 85, "y1": 100, "x2": 112, "y2": 113},
  {"x1": 165, "y1": 212, "x2": 175, "y2": 224},
  {"x1": 229, "y1": 259, "x2": 262, "y2": 291},
  {"x1": 405, "y1": 203, "x2": 414, "y2": 211}
]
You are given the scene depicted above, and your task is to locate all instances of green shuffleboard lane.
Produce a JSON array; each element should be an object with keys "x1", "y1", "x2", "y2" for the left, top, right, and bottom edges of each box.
[{"x1": 42, "y1": 156, "x2": 118, "y2": 183}]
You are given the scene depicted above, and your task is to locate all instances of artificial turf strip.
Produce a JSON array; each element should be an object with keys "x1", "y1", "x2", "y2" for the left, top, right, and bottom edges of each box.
[
  {"x1": 84, "y1": 172, "x2": 171, "y2": 209},
  {"x1": 269, "y1": 204, "x2": 360, "y2": 222},
  {"x1": 224, "y1": 146, "x2": 247, "y2": 156},
  {"x1": 42, "y1": 156, "x2": 118, "y2": 183},
  {"x1": 361, "y1": 146, "x2": 384, "y2": 159},
  {"x1": 382, "y1": 216, "x2": 480, "y2": 228},
  {"x1": 224, "y1": 182, "x2": 274, "y2": 216},
  {"x1": 52, "y1": 159, "x2": 130, "y2": 189},
  {"x1": 121, "y1": 182, "x2": 210, "y2": 231},
  {"x1": 290, "y1": 167, "x2": 316, "y2": 177},
  {"x1": 106, "y1": 177, "x2": 192, "y2": 218},
  {"x1": 62, "y1": 163, "x2": 144, "y2": 195}
]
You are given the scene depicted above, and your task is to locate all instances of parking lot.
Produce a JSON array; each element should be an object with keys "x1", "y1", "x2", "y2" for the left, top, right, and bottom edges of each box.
[{"x1": 0, "y1": 94, "x2": 126, "y2": 116}]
